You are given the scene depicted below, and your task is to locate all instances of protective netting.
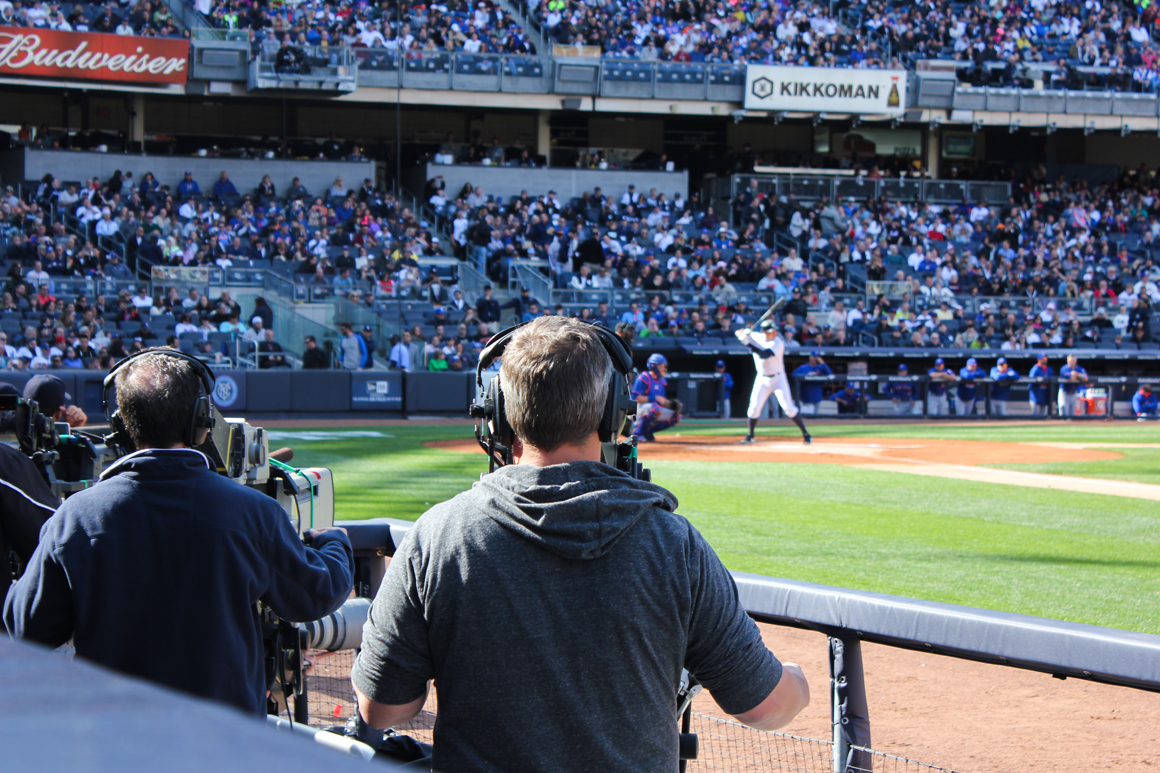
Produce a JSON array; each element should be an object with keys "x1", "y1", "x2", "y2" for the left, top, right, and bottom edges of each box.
[
  {"x1": 687, "y1": 713, "x2": 960, "y2": 773},
  {"x1": 298, "y1": 655, "x2": 958, "y2": 773}
]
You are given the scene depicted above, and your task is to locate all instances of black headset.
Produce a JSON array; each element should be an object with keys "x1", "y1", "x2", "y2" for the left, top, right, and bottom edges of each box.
[
  {"x1": 103, "y1": 347, "x2": 217, "y2": 453},
  {"x1": 470, "y1": 320, "x2": 646, "y2": 478}
]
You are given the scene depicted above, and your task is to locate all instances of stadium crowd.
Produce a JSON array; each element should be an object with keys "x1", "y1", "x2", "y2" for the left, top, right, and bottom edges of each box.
[
  {"x1": 4, "y1": 147, "x2": 1160, "y2": 375},
  {"x1": 204, "y1": 0, "x2": 538, "y2": 58},
  {"x1": 0, "y1": 0, "x2": 184, "y2": 37},
  {"x1": 525, "y1": 0, "x2": 1160, "y2": 92}
]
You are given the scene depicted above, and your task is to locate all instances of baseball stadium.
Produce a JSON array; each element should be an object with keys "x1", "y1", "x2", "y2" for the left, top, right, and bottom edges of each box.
[{"x1": 2, "y1": 1, "x2": 1160, "y2": 770}]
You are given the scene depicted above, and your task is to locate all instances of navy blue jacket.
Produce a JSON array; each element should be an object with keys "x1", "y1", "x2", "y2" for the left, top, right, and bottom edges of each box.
[{"x1": 4, "y1": 449, "x2": 353, "y2": 716}]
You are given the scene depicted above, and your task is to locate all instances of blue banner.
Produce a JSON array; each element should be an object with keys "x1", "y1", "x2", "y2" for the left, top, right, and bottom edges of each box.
[{"x1": 351, "y1": 372, "x2": 403, "y2": 411}]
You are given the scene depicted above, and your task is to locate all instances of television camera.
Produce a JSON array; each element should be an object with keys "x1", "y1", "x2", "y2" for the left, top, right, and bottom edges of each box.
[{"x1": 1, "y1": 391, "x2": 340, "y2": 720}]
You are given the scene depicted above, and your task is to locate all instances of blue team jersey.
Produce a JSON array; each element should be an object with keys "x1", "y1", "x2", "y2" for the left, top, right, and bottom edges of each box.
[
  {"x1": 988, "y1": 367, "x2": 1019, "y2": 400},
  {"x1": 1133, "y1": 390, "x2": 1158, "y2": 415},
  {"x1": 888, "y1": 380, "x2": 917, "y2": 401},
  {"x1": 1028, "y1": 364, "x2": 1053, "y2": 403},
  {"x1": 631, "y1": 370, "x2": 668, "y2": 403},
  {"x1": 957, "y1": 367, "x2": 983, "y2": 401},
  {"x1": 1059, "y1": 364, "x2": 1088, "y2": 394},
  {"x1": 721, "y1": 373, "x2": 733, "y2": 399},
  {"x1": 928, "y1": 367, "x2": 951, "y2": 395},
  {"x1": 792, "y1": 362, "x2": 832, "y2": 403},
  {"x1": 834, "y1": 389, "x2": 862, "y2": 407}
]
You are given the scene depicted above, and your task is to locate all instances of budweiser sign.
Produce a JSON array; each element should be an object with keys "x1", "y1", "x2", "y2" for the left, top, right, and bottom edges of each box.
[{"x1": 0, "y1": 29, "x2": 189, "y2": 85}]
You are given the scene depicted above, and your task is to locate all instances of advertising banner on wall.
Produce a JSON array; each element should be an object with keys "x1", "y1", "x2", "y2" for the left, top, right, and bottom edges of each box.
[
  {"x1": 351, "y1": 372, "x2": 404, "y2": 411},
  {"x1": 744, "y1": 66, "x2": 907, "y2": 114},
  {"x1": 0, "y1": 29, "x2": 189, "y2": 85}
]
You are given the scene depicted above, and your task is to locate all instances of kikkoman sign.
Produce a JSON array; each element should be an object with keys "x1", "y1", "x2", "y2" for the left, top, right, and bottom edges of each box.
[
  {"x1": 744, "y1": 65, "x2": 907, "y2": 114},
  {"x1": 0, "y1": 29, "x2": 189, "y2": 85}
]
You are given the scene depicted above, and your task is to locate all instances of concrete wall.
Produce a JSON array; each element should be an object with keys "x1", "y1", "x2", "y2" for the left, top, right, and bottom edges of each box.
[
  {"x1": 0, "y1": 148, "x2": 375, "y2": 200},
  {"x1": 406, "y1": 162, "x2": 688, "y2": 201}
]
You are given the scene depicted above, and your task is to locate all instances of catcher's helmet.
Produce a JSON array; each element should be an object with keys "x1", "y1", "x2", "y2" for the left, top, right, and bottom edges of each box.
[{"x1": 646, "y1": 353, "x2": 668, "y2": 369}]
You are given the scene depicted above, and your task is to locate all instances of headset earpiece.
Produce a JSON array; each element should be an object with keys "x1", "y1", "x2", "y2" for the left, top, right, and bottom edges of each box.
[{"x1": 472, "y1": 320, "x2": 636, "y2": 470}]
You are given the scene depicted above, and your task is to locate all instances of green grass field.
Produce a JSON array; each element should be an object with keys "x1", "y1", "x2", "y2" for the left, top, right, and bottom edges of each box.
[{"x1": 276, "y1": 422, "x2": 1160, "y2": 635}]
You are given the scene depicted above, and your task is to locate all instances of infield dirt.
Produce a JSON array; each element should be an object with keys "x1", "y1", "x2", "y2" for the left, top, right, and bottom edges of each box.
[{"x1": 426, "y1": 435, "x2": 1160, "y2": 501}]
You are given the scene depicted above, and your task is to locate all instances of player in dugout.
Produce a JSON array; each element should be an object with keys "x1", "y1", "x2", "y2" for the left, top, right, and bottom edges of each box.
[
  {"x1": 351, "y1": 316, "x2": 809, "y2": 772},
  {"x1": 790, "y1": 350, "x2": 832, "y2": 415},
  {"x1": 1133, "y1": 383, "x2": 1158, "y2": 420}
]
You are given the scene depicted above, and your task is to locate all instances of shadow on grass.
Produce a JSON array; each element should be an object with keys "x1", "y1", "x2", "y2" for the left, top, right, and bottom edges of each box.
[{"x1": 978, "y1": 553, "x2": 1160, "y2": 570}]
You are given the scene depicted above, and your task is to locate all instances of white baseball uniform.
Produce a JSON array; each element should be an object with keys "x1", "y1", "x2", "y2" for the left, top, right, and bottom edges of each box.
[{"x1": 737, "y1": 328, "x2": 799, "y2": 419}]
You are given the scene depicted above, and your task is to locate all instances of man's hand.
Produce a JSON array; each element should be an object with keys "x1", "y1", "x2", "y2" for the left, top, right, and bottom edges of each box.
[
  {"x1": 734, "y1": 662, "x2": 809, "y2": 732},
  {"x1": 308, "y1": 527, "x2": 348, "y2": 540},
  {"x1": 63, "y1": 405, "x2": 87, "y2": 428},
  {"x1": 735, "y1": 328, "x2": 750, "y2": 341}
]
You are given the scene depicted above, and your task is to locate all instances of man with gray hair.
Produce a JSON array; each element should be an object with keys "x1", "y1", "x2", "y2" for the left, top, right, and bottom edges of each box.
[
  {"x1": 352, "y1": 317, "x2": 808, "y2": 771},
  {"x1": 5, "y1": 349, "x2": 352, "y2": 716}
]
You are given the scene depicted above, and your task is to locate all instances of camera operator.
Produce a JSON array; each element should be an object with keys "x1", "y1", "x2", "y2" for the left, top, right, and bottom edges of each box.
[
  {"x1": 0, "y1": 384, "x2": 58, "y2": 599},
  {"x1": 351, "y1": 317, "x2": 808, "y2": 772},
  {"x1": 23, "y1": 374, "x2": 88, "y2": 428},
  {"x1": 5, "y1": 350, "x2": 353, "y2": 717}
]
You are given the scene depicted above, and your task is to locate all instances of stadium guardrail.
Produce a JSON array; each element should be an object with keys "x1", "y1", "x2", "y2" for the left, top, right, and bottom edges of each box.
[
  {"x1": 731, "y1": 172, "x2": 1012, "y2": 205},
  {"x1": 332, "y1": 518, "x2": 1160, "y2": 773}
]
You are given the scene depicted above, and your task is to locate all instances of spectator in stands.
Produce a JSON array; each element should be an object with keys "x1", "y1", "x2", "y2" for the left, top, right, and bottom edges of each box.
[
  {"x1": 177, "y1": 172, "x2": 200, "y2": 201},
  {"x1": 212, "y1": 171, "x2": 238, "y2": 203},
  {"x1": 287, "y1": 177, "x2": 311, "y2": 202},
  {"x1": 389, "y1": 331, "x2": 412, "y2": 370},
  {"x1": 255, "y1": 175, "x2": 276, "y2": 204},
  {"x1": 242, "y1": 316, "x2": 265, "y2": 345},
  {"x1": 302, "y1": 335, "x2": 329, "y2": 369},
  {"x1": 428, "y1": 348, "x2": 449, "y2": 371},
  {"x1": 361, "y1": 326, "x2": 379, "y2": 368},
  {"x1": 258, "y1": 329, "x2": 288, "y2": 369},
  {"x1": 339, "y1": 322, "x2": 367, "y2": 371}
]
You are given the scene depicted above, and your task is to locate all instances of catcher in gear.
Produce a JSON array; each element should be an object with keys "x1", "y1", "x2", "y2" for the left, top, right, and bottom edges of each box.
[
  {"x1": 630, "y1": 353, "x2": 682, "y2": 442},
  {"x1": 736, "y1": 320, "x2": 812, "y2": 444}
]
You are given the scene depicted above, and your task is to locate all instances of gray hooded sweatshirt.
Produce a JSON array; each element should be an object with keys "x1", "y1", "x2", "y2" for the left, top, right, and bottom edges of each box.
[{"x1": 353, "y1": 461, "x2": 781, "y2": 773}]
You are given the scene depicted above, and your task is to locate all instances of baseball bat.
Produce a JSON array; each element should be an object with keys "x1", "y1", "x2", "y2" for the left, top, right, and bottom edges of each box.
[{"x1": 753, "y1": 297, "x2": 787, "y2": 329}]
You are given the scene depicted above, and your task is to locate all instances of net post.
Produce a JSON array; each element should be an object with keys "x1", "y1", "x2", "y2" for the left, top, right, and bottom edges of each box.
[{"x1": 830, "y1": 636, "x2": 872, "y2": 772}]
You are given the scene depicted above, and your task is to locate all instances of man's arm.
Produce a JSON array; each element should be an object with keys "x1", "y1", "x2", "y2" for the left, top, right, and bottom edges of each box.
[
  {"x1": 733, "y1": 663, "x2": 810, "y2": 732},
  {"x1": 4, "y1": 516, "x2": 75, "y2": 646},
  {"x1": 355, "y1": 681, "x2": 429, "y2": 729},
  {"x1": 683, "y1": 524, "x2": 808, "y2": 731},
  {"x1": 262, "y1": 520, "x2": 353, "y2": 623}
]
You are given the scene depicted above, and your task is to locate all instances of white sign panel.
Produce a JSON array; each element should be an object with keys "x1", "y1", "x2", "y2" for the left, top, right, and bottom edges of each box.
[{"x1": 744, "y1": 66, "x2": 908, "y2": 114}]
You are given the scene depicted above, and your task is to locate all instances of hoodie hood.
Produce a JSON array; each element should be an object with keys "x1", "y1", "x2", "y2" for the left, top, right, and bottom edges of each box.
[{"x1": 473, "y1": 461, "x2": 678, "y2": 560}]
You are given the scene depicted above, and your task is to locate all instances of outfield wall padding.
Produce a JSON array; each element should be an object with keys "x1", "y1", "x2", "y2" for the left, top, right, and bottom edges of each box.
[
  {"x1": 291, "y1": 371, "x2": 352, "y2": 412},
  {"x1": 404, "y1": 371, "x2": 474, "y2": 414},
  {"x1": 247, "y1": 371, "x2": 294, "y2": 412}
]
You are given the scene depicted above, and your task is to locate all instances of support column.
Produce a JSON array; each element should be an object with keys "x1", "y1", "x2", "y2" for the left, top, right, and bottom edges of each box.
[
  {"x1": 536, "y1": 110, "x2": 551, "y2": 166},
  {"x1": 131, "y1": 94, "x2": 146, "y2": 155},
  {"x1": 924, "y1": 127, "x2": 940, "y2": 178}
]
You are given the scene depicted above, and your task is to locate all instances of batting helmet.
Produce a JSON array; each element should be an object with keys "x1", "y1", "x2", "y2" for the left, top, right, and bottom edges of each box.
[
  {"x1": 759, "y1": 319, "x2": 775, "y2": 331},
  {"x1": 646, "y1": 353, "x2": 667, "y2": 369}
]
